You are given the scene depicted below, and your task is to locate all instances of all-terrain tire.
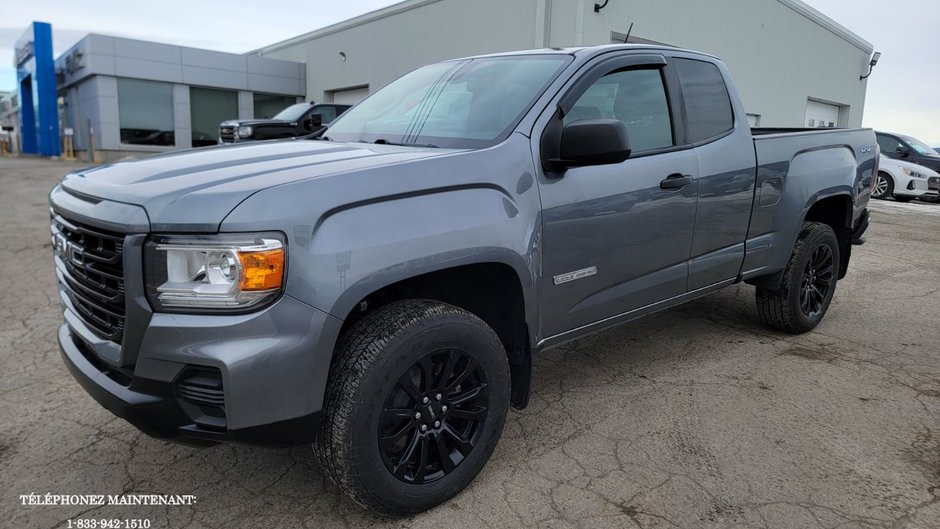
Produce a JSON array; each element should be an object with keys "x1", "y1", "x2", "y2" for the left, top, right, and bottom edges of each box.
[
  {"x1": 313, "y1": 299, "x2": 510, "y2": 516},
  {"x1": 756, "y1": 222, "x2": 840, "y2": 334}
]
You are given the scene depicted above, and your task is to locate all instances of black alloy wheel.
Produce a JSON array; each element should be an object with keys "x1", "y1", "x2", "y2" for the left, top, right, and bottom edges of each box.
[
  {"x1": 799, "y1": 244, "x2": 834, "y2": 318},
  {"x1": 379, "y1": 349, "x2": 488, "y2": 484},
  {"x1": 314, "y1": 299, "x2": 510, "y2": 516},
  {"x1": 755, "y1": 222, "x2": 840, "y2": 334}
]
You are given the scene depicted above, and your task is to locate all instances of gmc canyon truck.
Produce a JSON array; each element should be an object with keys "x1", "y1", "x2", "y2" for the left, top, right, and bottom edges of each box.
[
  {"x1": 217, "y1": 102, "x2": 351, "y2": 144},
  {"x1": 51, "y1": 45, "x2": 876, "y2": 516}
]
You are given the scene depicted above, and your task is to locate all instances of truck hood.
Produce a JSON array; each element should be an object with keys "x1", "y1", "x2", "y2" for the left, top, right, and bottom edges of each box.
[{"x1": 61, "y1": 140, "x2": 450, "y2": 232}]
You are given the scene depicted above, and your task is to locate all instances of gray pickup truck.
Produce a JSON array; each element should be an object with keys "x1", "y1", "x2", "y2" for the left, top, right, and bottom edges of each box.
[{"x1": 51, "y1": 44, "x2": 876, "y2": 515}]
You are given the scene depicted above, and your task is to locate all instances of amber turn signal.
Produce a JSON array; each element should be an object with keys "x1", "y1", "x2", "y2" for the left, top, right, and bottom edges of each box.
[{"x1": 238, "y1": 248, "x2": 285, "y2": 291}]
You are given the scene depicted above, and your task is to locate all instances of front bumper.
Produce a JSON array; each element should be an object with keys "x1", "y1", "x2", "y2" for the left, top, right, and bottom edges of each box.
[
  {"x1": 58, "y1": 292, "x2": 343, "y2": 447},
  {"x1": 896, "y1": 177, "x2": 930, "y2": 197},
  {"x1": 926, "y1": 176, "x2": 940, "y2": 196}
]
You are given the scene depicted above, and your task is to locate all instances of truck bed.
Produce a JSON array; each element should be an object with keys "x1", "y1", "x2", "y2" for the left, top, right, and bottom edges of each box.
[{"x1": 740, "y1": 126, "x2": 876, "y2": 284}]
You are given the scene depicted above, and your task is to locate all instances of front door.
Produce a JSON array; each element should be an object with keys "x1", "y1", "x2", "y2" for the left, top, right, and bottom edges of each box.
[{"x1": 538, "y1": 59, "x2": 698, "y2": 337}]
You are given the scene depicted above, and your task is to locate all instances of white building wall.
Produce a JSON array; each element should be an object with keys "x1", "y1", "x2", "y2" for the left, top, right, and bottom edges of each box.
[
  {"x1": 259, "y1": 0, "x2": 542, "y2": 103},
  {"x1": 258, "y1": 0, "x2": 873, "y2": 128}
]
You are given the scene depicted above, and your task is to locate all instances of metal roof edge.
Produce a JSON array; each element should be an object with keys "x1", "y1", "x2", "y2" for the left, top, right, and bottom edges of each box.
[
  {"x1": 248, "y1": 0, "x2": 446, "y2": 56},
  {"x1": 777, "y1": 0, "x2": 874, "y2": 54}
]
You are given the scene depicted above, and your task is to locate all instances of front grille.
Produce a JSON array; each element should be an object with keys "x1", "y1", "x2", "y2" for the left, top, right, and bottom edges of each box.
[
  {"x1": 929, "y1": 177, "x2": 940, "y2": 191},
  {"x1": 52, "y1": 215, "x2": 126, "y2": 342},
  {"x1": 219, "y1": 126, "x2": 235, "y2": 143}
]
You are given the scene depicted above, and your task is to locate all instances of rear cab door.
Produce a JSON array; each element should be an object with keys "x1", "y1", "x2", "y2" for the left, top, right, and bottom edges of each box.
[{"x1": 669, "y1": 52, "x2": 757, "y2": 290}]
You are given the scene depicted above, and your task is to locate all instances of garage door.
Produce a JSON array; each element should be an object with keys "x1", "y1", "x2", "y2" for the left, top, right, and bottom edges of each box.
[
  {"x1": 331, "y1": 87, "x2": 370, "y2": 106},
  {"x1": 805, "y1": 100, "x2": 840, "y2": 128}
]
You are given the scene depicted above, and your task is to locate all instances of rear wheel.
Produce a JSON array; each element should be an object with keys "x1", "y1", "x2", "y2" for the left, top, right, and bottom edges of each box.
[
  {"x1": 314, "y1": 299, "x2": 510, "y2": 516},
  {"x1": 872, "y1": 172, "x2": 893, "y2": 199},
  {"x1": 756, "y1": 222, "x2": 840, "y2": 334}
]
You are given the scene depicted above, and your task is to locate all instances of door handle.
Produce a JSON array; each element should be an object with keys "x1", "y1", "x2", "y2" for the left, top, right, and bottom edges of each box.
[{"x1": 660, "y1": 173, "x2": 693, "y2": 190}]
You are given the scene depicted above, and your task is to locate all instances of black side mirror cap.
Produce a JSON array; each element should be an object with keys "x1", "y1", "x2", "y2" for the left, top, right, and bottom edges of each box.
[{"x1": 553, "y1": 119, "x2": 632, "y2": 168}]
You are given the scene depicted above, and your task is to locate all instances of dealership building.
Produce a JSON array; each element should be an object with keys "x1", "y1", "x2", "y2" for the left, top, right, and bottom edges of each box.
[
  {"x1": 53, "y1": 35, "x2": 305, "y2": 157},
  {"x1": 10, "y1": 0, "x2": 874, "y2": 159}
]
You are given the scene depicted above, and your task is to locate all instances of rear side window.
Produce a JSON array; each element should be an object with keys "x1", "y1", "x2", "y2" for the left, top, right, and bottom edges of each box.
[{"x1": 675, "y1": 58, "x2": 734, "y2": 143}]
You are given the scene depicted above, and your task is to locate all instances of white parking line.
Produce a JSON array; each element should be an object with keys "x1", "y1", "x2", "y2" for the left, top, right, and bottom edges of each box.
[{"x1": 868, "y1": 199, "x2": 940, "y2": 217}]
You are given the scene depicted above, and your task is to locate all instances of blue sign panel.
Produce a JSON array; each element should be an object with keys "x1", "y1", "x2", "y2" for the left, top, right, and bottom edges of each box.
[{"x1": 15, "y1": 22, "x2": 60, "y2": 157}]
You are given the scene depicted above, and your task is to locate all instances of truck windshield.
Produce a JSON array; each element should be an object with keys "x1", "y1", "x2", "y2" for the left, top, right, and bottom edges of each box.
[
  {"x1": 900, "y1": 135, "x2": 940, "y2": 157},
  {"x1": 324, "y1": 55, "x2": 570, "y2": 148},
  {"x1": 273, "y1": 104, "x2": 312, "y2": 122}
]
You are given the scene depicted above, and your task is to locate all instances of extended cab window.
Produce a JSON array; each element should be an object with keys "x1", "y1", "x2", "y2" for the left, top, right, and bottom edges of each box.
[
  {"x1": 675, "y1": 58, "x2": 734, "y2": 143},
  {"x1": 564, "y1": 68, "x2": 674, "y2": 153}
]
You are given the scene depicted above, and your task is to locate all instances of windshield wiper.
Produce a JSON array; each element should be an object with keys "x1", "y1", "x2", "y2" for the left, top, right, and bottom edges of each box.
[{"x1": 369, "y1": 139, "x2": 438, "y2": 148}]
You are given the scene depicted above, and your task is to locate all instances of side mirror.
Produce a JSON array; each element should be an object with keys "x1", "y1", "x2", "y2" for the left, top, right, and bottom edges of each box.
[
  {"x1": 555, "y1": 119, "x2": 631, "y2": 168},
  {"x1": 897, "y1": 145, "x2": 910, "y2": 157}
]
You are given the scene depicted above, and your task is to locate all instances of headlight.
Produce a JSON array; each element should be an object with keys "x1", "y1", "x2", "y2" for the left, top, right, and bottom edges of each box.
[
  {"x1": 144, "y1": 233, "x2": 286, "y2": 312},
  {"x1": 901, "y1": 167, "x2": 925, "y2": 178},
  {"x1": 237, "y1": 126, "x2": 253, "y2": 138}
]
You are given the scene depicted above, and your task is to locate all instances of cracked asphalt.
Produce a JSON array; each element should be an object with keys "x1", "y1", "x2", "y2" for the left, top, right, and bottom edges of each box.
[{"x1": 1, "y1": 156, "x2": 938, "y2": 528}]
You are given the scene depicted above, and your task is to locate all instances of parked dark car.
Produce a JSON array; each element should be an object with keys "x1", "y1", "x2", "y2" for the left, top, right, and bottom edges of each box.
[
  {"x1": 876, "y1": 131, "x2": 940, "y2": 201},
  {"x1": 218, "y1": 102, "x2": 351, "y2": 144},
  {"x1": 52, "y1": 44, "x2": 875, "y2": 516}
]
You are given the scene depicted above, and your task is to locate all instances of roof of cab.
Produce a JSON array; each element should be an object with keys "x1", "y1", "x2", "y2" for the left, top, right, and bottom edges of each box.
[{"x1": 448, "y1": 43, "x2": 718, "y2": 63}]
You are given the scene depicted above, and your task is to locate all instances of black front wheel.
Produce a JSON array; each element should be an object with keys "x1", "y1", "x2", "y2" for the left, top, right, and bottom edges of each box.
[
  {"x1": 314, "y1": 300, "x2": 510, "y2": 516},
  {"x1": 756, "y1": 222, "x2": 840, "y2": 333}
]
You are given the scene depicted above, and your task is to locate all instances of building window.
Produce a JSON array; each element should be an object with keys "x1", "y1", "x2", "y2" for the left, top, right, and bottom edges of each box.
[
  {"x1": 253, "y1": 93, "x2": 297, "y2": 119},
  {"x1": 117, "y1": 79, "x2": 175, "y2": 146},
  {"x1": 190, "y1": 87, "x2": 238, "y2": 147}
]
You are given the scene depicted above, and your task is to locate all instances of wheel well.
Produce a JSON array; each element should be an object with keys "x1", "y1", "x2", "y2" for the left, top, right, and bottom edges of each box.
[
  {"x1": 339, "y1": 263, "x2": 532, "y2": 409},
  {"x1": 803, "y1": 194, "x2": 852, "y2": 279}
]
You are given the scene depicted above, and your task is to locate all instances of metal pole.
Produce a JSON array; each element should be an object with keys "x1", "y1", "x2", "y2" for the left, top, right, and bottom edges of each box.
[{"x1": 87, "y1": 119, "x2": 99, "y2": 163}]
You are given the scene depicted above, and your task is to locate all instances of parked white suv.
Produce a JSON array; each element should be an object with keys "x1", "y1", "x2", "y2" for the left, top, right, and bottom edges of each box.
[{"x1": 873, "y1": 155, "x2": 940, "y2": 201}]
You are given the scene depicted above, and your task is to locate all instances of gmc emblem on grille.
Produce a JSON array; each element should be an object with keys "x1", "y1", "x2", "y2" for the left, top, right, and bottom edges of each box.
[{"x1": 53, "y1": 233, "x2": 84, "y2": 266}]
